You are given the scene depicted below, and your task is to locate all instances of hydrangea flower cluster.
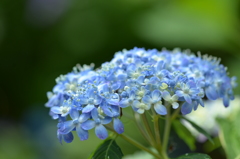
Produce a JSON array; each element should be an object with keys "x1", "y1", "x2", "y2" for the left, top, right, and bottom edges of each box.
[{"x1": 45, "y1": 48, "x2": 236, "y2": 143}]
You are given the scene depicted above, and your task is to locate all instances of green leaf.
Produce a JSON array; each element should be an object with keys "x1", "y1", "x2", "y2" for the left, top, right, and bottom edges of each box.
[
  {"x1": 172, "y1": 120, "x2": 196, "y2": 150},
  {"x1": 133, "y1": 0, "x2": 240, "y2": 54},
  {"x1": 216, "y1": 110, "x2": 240, "y2": 159},
  {"x1": 181, "y1": 116, "x2": 214, "y2": 144},
  {"x1": 175, "y1": 153, "x2": 212, "y2": 159},
  {"x1": 89, "y1": 139, "x2": 124, "y2": 159}
]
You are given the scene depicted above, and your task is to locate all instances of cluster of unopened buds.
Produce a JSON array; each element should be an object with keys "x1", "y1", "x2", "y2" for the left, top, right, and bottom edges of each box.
[{"x1": 45, "y1": 48, "x2": 236, "y2": 143}]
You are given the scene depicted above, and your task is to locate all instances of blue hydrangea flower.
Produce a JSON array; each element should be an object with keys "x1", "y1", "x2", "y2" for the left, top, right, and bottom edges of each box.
[
  {"x1": 142, "y1": 90, "x2": 167, "y2": 115},
  {"x1": 58, "y1": 109, "x2": 90, "y2": 141},
  {"x1": 45, "y1": 47, "x2": 236, "y2": 143},
  {"x1": 81, "y1": 108, "x2": 112, "y2": 140}
]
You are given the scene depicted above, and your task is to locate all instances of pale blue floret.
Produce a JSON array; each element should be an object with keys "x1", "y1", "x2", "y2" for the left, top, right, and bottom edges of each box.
[
  {"x1": 181, "y1": 102, "x2": 194, "y2": 115},
  {"x1": 50, "y1": 99, "x2": 72, "y2": 118},
  {"x1": 162, "y1": 90, "x2": 179, "y2": 109},
  {"x1": 132, "y1": 99, "x2": 151, "y2": 114},
  {"x1": 57, "y1": 116, "x2": 74, "y2": 144},
  {"x1": 142, "y1": 89, "x2": 167, "y2": 115},
  {"x1": 79, "y1": 89, "x2": 102, "y2": 113},
  {"x1": 81, "y1": 108, "x2": 112, "y2": 140},
  {"x1": 176, "y1": 81, "x2": 199, "y2": 104},
  {"x1": 45, "y1": 92, "x2": 64, "y2": 108},
  {"x1": 59, "y1": 109, "x2": 90, "y2": 141},
  {"x1": 119, "y1": 90, "x2": 136, "y2": 108},
  {"x1": 103, "y1": 105, "x2": 124, "y2": 134},
  {"x1": 57, "y1": 129, "x2": 73, "y2": 144}
]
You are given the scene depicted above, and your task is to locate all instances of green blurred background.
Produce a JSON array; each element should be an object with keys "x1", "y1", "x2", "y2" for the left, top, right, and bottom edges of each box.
[{"x1": 1, "y1": 0, "x2": 240, "y2": 158}]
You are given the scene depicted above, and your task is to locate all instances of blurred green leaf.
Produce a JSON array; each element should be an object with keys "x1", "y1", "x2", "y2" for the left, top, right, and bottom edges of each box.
[
  {"x1": 133, "y1": 0, "x2": 240, "y2": 53},
  {"x1": 181, "y1": 116, "x2": 214, "y2": 144},
  {"x1": 203, "y1": 137, "x2": 221, "y2": 153},
  {"x1": 172, "y1": 120, "x2": 196, "y2": 151},
  {"x1": 217, "y1": 110, "x2": 240, "y2": 159},
  {"x1": 89, "y1": 139, "x2": 123, "y2": 159},
  {"x1": 174, "y1": 153, "x2": 212, "y2": 159}
]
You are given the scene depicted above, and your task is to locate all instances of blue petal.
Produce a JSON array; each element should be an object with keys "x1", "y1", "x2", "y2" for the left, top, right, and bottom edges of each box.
[
  {"x1": 91, "y1": 108, "x2": 99, "y2": 120},
  {"x1": 184, "y1": 94, "x2": 192, "y2": 104},
  {"x1": 118, "y1": 74, "x2": 127, "y2": 81},
  {"x1": 223, "y1": 95, "x2": 229, "y2": 107},
  {"x1": 101, "y1": 84, "x2": 109, "y2": 93},
  {"x1": 190, "y1": 88, "x2": 199, "y2": 95},
  {"x1": 45, "y1": 94, "x2": 59, "y2": 107},
  {"x1": 149, "y1": 76, "x2": 160, "y2": 84},
  {"x1": 70, "y1": 109, "x2": 79, "y2": 120},
  {"x1": 107, "y1": 93, "x2": 119, "y2": 105},
  {"x1": 79, "y1": 113, "x2": 90, "y2": 123},
  {"x1": 60, "y1": 120, "x2": 74, "y2": 134},
  {"x1": 154, "y1": 103, "x2": 167, "y2": 115},
  {"x1": 87, "y1": 89, "x2": 95, "y2": 98},
  {"x1": 52, "y1": 114, "x2": 59, "y2": 120},
  {"x1": 109, "y1": 105, "x2": 120, "y2": 117},
  {"x1": 129, "y1": 90, "x2": 136, "y2": 99},
  {"x1": 181, "y1": 102, "x2": 193, "y2": 115},
  {"x1": 132, "y1": 104, "x2": 139, "y2": 112},
  {"x1": 187, "y1": 80, "x2": 196, "y2": 88},
  {"x1": 156, "y1": 61, "x2": 164, "y2": 70},
  {"x1": 142, "y1": 95, "x2": 152, "y2": 104},
  {"x1": 127, "y1": 63, "x2": 136, "y2": 72},
  {"x1": 193, "y1": 101, "x2": 198, "y2": 111},
  {"x1": 76, "y1": 124, "x2": 88, "y2": 141},
  {"x1": 51, "y1": 107, "x2": 62, "y2": 114},
  {"x1": 79, "y1": 96, "x2": 88, "y2": 104},
  {"x1": 63, "y1": 132, "x2": 74, "y2": 143},
  {"x1": 79, "y1": 96, "x2": 88, "y2": 105},
  {"x1": 176, "y1": 90, "x2": 184, "y2": 97},
  {"x1": 82, "y1": 104, "x2": 95, "y2": 113},
  {"x1": 94, "y1": 95, "x2": 102, "y2": 105},
  {"x1": 137, "y1": 109, "x2": 145, "y2": 114},
  {"x1": 101, "y1": 117, "x2": 112, "y2": 124},
  {"x1": 81, "y1": 120, "x2": 95, "y2": 130},
  {"x1": 119, "y1": 99, "x2": 129, "y2": 108},
  {"x1": 111, "y1": 82, "x2": 121, "y2": 90},
  {"x1": 113, "y1": 118, "x2": 124, "y2": 134},
  {"x1": 151, "y1": 89, "x2": 161, "y2": 101},
  {"x1": 206, "y1": 86, "x2": 218, "y2": 100},
  {"x1": 172, "y1": 102, "x2": 179, "y2": 109},
  {"x1": 136, "y1": 75, "x2": 144, "y2": 84},
  {"x1": 101, "y1": 105, "x2": 113, "y2": 117},
  {"x1": 133, "y1": 100, "x2": 140, "y2": 108},
  {"x1": 162, "y1": 91, "x2": 171, "y2": 101},
  {"x1": 198, "y1": 98, "x2": 204, "y2": 107},
  {"x1": 95, "y1": 125, "x2": 108, "y2": 140}
]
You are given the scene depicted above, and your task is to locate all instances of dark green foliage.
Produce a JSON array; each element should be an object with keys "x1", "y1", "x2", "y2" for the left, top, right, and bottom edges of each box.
[
  {"x1": 175, "y1": 153, "x2": 212, "y2": 159},
  {"x1": 89, "y1": 139, "x2": 123, "y2": 159},
  {"x1": 172, "y1": 120, "x2": 196, "y2": 150}
]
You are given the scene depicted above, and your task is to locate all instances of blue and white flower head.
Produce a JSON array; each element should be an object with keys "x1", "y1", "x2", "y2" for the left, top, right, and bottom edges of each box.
[{"x1": 45, "y1": 47, "x2": 237, "y2": 143}]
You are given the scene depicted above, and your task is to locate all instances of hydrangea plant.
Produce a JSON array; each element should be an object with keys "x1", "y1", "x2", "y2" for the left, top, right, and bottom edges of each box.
[{"x1": 45, "y1": 48, "x2": 237, "y2": 159}]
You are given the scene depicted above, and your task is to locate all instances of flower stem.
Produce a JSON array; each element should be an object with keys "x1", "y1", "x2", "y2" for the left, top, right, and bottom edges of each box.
[
  {"x1": 161, "y1": 105, "x2": 171, "y2": 159},
  {"x1": 170, "y1": 107, "x2": 180, "y2": 122},
  {"x1": 142, "y1": 113, "x2": 156, "y2": 147},
  {"x1": 133, "y1": 112, "x2": 153, "y2": 145},
  {"x1": 151, "y1": 108, "x2": 162, "y2": 155},
  {"x1": 119, "y1": 133, "x2": 161, "y2": 159},
  {"x1": 106, "y1": 125, "x2": 162, "y2": 159},
  {"x1": 153, "y1": 114, "x2": 162, "y2": 152}
]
